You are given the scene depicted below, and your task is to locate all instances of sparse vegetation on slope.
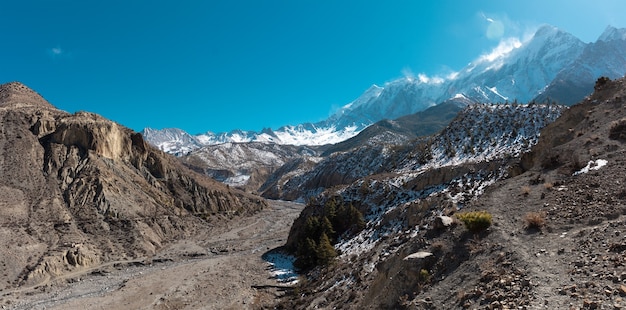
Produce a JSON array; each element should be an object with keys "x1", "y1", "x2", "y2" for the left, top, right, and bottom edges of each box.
[
  {"x1": 456, "y1": 211, "x2": 493, "y2": 233},
  {"x1": 275, "y1": 76, "x2": 626, "y2": 309},
  {"x1": 266, "y1": 102, "x2": 565, "y2": 202},
  {"x1": 524, "y1": 211, "x2": 546, "y2": 230},
  {"x1": 274, "y1": 100, "x2": 567, "y2": 308}
]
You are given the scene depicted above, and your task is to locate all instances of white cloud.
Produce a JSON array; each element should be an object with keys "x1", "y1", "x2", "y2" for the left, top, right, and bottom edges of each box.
[
  {"x1": 401, "y1": 67, "x2": 457, "y2": 85},
  {"x1": 446, "y1": 71, "x2": 459, "y2": 80},
  {"x1": 480, "y1": 12, "x2": 505, "y2": 40},
  {"x1": 478, "y1": 37, "x2": 522, "y2": 63},
  {"x1": 486, "y1": 21, "x2": 505, "y2": 40},
  {"x1": 417, "y1": 73, "x2": 429, "y2": 83},
  {"x1": 417, "y1": 73, "x2": 444, "y2": 84},
  {"x1": 401, "y1": 67, "x2": 415, "y2": 82},
  {"x1": 47, "y1": 45, "x2": 71, "y2": 60},
  {"x1": 479, "y1": 12, "x2": 528, "y2": 42}
]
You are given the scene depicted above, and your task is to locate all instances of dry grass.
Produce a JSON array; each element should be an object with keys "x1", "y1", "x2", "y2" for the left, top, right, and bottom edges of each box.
[
  {"x1": 430, "y1": 240, "x2": 447, "y2": 252},
  {"x1": 524, "y1": 212, "x2": 546, "y2": 230},
  {"x1": 521, "y1": 186, "x2": 532, "y2": 196},
  {"x1": 543, "y1": 182, "x2": 554, "y2": 190}
]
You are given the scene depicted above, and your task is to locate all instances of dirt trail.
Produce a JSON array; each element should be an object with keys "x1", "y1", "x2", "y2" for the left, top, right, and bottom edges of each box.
[
  {"x1": 483, "y1": 175, "x2": 574, "y2": 308},
  {"x1": 1, "y1": 257, "x2": 147, "y2": 297},
  {"x1": 482, "y1": 170, "x2": 626, "y2": 309},
  {"x1": 2, "y1": 200, "x2": 304, "y2": 310}
]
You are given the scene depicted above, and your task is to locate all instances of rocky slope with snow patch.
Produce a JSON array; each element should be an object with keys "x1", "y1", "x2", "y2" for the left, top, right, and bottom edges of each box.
[
  {"x1": 264, "y1": 103, "x2": 564, "y2": 203},
  {"x1": 174, "y1": 101, "x2": 466, "y2": 193},
  {"x1": 275, "y1": 76, "x2": 626, "y2": 309},
  {"x1": 180, "y1": 142, "x2": 322, "y2": 192}
]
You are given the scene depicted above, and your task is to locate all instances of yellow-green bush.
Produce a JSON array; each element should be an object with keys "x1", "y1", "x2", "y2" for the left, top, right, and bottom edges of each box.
[
  {"x1": 456, "y1": 211, "x2": 492, "y2": 233},
  {"x1": 418, "y1": 269, "x2": 430, "y2": 282}
]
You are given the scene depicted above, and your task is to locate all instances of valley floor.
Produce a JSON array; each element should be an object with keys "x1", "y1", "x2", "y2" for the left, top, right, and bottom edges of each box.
[{"x1": 1, "y1": 200, "x2": 304, "y2": 310}]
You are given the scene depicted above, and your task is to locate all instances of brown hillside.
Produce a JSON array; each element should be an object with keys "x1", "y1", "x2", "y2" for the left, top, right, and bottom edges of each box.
[
  {"x1": 276, "y1": 76, "x2": 626, "y2": 309},
  {"x1": 0, "y1": 82, "x2": 266, "y2": 290}
]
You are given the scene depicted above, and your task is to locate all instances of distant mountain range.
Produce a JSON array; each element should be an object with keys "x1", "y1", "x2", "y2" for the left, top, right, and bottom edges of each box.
[
  {"x1": 179, "y1": 101, "x2": 466, "y2": 193},
  {"x1": 144, "y1": 25, "x2": 626, "y2": 153}
]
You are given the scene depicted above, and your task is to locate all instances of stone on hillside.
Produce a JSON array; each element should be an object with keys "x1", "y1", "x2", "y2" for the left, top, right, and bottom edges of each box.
[
  {"x1": 433, "y1": 215, "x2": 454, "y2": 229},
  {"x1": 403, "y1": 251, "x2": 433, "y2": 260}
]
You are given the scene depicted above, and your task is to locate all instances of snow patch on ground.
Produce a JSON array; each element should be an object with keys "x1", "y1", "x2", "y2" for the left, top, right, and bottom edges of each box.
[
  {"x1": 224, "y1": 174, "x2": 250, "y2": 187},
  {"x1": 573, "y1": 159, "x2": 608, "y2": 176},
  {"x1": 263, "y1": 252, "x2": 299, "y2": 285}
]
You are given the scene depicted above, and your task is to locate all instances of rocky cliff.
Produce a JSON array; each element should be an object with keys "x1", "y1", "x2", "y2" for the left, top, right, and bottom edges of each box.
[{"x1": 0, "y1": 82, "x2": 266, "y2": 289}]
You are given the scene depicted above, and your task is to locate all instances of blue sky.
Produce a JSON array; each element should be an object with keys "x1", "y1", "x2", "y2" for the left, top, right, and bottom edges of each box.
[{"x1": 2, "y1": 1, "x2": 626, "y2": 134}]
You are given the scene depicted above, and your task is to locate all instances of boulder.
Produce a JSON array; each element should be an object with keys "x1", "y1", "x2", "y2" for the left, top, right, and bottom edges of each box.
[
  {"x1": 433, "y1": 215, "x2": 454, "y2": 229},
  {"x1": 403, "y1": 251, "x2": 433, "y2": 260}
]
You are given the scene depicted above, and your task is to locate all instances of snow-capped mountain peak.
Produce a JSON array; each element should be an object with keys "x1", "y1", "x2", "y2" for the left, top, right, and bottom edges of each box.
[
  {"x1": 449, "y1": 24, "x2": 586, "y2": 104},
  {"x1": 143, "y1": 25, "x2": 626, "y2": 155},
  {"x1": 598, "y1": 25, "x2": 626, "y2": 42},
  {"x1": 342, "y1": 84, "x2": 383, "y2": 111},
  {"x1": 142, "y1": 127, "x2": 203, "y2": 155},
  {"x1": 519, "y1": 24, "x2": 584, "y2": 61}
]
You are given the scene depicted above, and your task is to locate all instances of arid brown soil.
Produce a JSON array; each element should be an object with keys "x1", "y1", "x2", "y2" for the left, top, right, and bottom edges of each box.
[{"x1": 1, "y1": 200, "x2": 303, "y2": 310}]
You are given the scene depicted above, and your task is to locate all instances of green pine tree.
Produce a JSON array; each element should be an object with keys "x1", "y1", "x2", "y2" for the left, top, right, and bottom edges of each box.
[
  {"x1": 294, "y1": 237, "x2": 318, "y2": 270},
  {"x1": 316, "y1": 232, "x2": 337, "y2": 266}
]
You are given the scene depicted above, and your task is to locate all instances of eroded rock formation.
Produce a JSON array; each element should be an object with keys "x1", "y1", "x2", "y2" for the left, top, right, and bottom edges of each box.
[{"x1": 0, "y1": 82, "x2": 266, "y2": 289}]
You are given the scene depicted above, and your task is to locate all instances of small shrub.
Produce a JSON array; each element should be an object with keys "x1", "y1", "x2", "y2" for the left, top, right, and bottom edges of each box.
[
  {"x1": 524, "y1": 212, "x2": 546, "y2": 230},
  {"x1": 291, "y1": 275, "x2": 309, "y2": 297},
  {"x1": 456, "y1": 211, "x2": 492, "y2": 233},
  {"x1": 543, "y1": 182, "x2": 554, "y2": 190},
  {"x1": 594, "y1": 76, "x2": 610, "y2": 91},
  {"x1": 521, "y1": 186, "x2": 531, "y2": 196},
  {"x1": 398, "y1": 294, "x2": 411, "y2": 308},
  {"x1": 430, "y1": 240, "x2": 446, "y2": 252},
  {"x1": 567, "y1": 152, "x2": 585, "y2": 173},
  {"x1": 418, "y1": 269, "x2": 430, "y2": 282}
]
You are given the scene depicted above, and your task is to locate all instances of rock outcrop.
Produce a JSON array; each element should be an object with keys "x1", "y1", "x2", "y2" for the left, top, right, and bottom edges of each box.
[{"x1": 0, "y1": 82, "x2": 266, "y2": 289}]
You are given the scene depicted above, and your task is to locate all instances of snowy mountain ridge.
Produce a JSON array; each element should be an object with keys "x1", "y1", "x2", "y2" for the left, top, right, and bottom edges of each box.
[
  {"x1": 278, "y1": 102, "x2": 566, "y2": 308},
  {"x1": 143, "y1": 124, "x2": 360, "y2": 155},
  {"x1": 598, "y1": 25, "x2": 626, "y2": 42},
  {"x1": 143, "y1": 25, "x2": 626, "y2": 154},
  {"x1": 261, "y1": 102, "x2": 565, "y2": 201},
  {"x1": 180, "y1": 141, "x2": 321, "y2": 191}
]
